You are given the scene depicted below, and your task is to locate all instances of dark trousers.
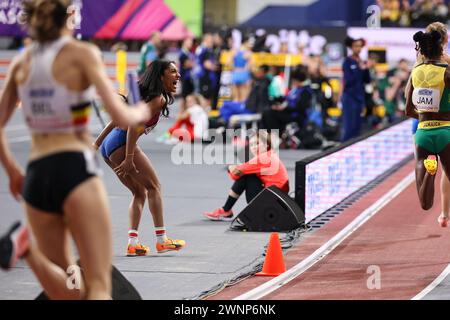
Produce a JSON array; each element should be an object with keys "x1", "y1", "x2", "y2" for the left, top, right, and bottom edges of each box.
[
  {"x1": 261, "y1": 109, "x2": 294, "y2": 132},
  {"x1": 341, "y1": 95, "x2": 364, "y2": 142},
  {"x1": 231, "y1": 174, "x2": 264, "y2": 203}
]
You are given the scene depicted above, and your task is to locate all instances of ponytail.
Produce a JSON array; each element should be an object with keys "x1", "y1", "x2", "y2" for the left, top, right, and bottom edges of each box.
[{"x1": 413, "y1": 30, "x2": 442, "y2": 59}]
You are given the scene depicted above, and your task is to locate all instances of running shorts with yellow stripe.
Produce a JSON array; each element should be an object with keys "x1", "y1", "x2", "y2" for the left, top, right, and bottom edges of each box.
[{"x1": 415, "y1": 120, "x2": 450, "y2": 154}]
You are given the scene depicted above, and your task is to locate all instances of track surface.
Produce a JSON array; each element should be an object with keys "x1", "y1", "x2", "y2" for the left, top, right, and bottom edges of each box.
[
  {"x1": 0, "y1": 103, "x2": 319, "y2": 300},
  {"x1": 211, "y1": 160, "x2": 450, "y2": 300},
  {"x1": 3, "y1": 102, "x2": 450, "y2": 300}
]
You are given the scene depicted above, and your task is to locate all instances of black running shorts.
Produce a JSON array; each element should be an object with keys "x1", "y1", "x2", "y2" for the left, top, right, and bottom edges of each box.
[{"x1": 22, "y1": 151, "x2": 102, "y2": 214}]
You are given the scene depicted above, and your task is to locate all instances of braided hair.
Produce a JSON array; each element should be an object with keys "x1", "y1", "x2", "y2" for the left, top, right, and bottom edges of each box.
[{"x1": 413, "y1": 30, "x2": 442, "y2": 60}]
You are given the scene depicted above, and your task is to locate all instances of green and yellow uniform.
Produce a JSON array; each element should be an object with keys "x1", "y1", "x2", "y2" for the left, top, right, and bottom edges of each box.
[{"x1": 413, "y1": 62, "x2": 450, "y2": 153}]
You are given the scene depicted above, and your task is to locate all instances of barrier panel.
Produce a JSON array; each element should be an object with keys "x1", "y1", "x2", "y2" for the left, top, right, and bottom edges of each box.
[{"x1": 295, "y1": 119, "x2": 414, "y2": 222}]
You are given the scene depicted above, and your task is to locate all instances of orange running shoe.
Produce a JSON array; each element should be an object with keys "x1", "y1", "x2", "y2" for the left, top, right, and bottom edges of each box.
[
  {"x1": 156, "y1": 238, "x2": 186, "y2": 253},
  {"x1": 126, "y1": 243, "x2": 150, "y2": 257},
  {"x1": 204, "y1": 207, "x2": 234, "y2": 221},
  {"x1": 438, "y1": 215, "x2": 449, "y2": 228}
]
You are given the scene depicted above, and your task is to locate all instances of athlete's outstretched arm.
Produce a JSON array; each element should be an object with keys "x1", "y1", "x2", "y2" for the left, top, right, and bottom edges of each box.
[
  {"x1": 114, "y1": 126, "x2": 140, "y2": 177},
  {"x1": 405, "y1": 78, "x2": 418, "y2": 119},
  {"x1": 93, "y1": 120, "x2": 115, "y2": 150},
  {"x1": 77, "y1": 44, "x2": 150, "y2": 128},
  {"x1": 114, "y1": 94, "x2": 167, "y2": 177},
  {"x1": 125, "y1": 126, "x2": 140, "y2": 157},
  {"x1": 0, "y1": 56, "x2": 23, "y2": 201}
]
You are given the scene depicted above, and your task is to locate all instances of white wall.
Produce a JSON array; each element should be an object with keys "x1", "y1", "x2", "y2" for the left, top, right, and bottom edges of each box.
[
  {"x1": 236, "y1": 0, "x2": 318, "y2": 23},
  {"x1": 348, "y1": 27, "x2": 424, "y2": 63}
]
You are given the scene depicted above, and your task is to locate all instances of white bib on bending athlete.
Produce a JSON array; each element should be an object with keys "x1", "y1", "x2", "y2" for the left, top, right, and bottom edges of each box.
[
  {"x1": 412, "y1": 87, "x2": 441, "y2": 113},
  {"x1": 17, "y1": 36, "x2": 96, "y2": 134}
]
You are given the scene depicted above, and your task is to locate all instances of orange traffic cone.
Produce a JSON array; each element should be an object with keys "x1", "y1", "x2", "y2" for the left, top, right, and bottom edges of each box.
[{"x1": 256, "y1": 232, "x2": 286, "y2": 277}]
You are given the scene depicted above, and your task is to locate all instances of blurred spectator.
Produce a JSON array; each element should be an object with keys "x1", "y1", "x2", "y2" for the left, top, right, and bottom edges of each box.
[
  {"x1": 375, "y1": 0, "x2": 450, "y2": 28},
  {"x1": 306, "y1": 55, "x2": 336, "y2": 135},
  {"x1": 194, "y1": 33, "x2": 217, "y2": 110},
  {"x1": 399, "y1": 0, "x2": 412, "y2": 27},
  {"x1": 308, "y1": 55, "x2": 334, "y2": 113},
  {"x1": 379, "y1": 59, "x2": 410, "y2": 122},
  {"x1": 111, "y1": 42, "x2": 127, "y2": 52},
  {"x1": 219, "y1": 65, "x2": 271, "y2": 125},
  {"x1": 246, "y1": 65, "x2": 272, "y2": 114},
  {"x1": 165, "y1": 94, "x2": 209, "y2": 144},
  {"x1": 386, "y1": 58, "x2": 410, "y2": 79},
  {"x1": 268, "y1": 66, "x2": 288, "y2": 102},
  {"x1": 252, "y1": 33, "x2": 270, "y2": 53},
  {"x1": 386, "y1": 66, "x2": 409, "y2": 120},
  {"x1": 212, "y1": 32, "x2": 228, "y2": 109},
  {"x1": 179, "y1": 37, "x2": 196, "y2": 112},
  {"x1": 137, "y1": 32, "x2": 162, "y2": 76},
  {"x1": 364, "y1": 55, "x2": 383, "y2": 128},
  {"x1": 378, "y1": 0, "x2": 401, "y2": 27},
  {"x1": 279, "y1": 42, "x2": 289, "y2": 54},
  {"x1": 435, "y1": 0, "x2": 449, "y2": 20},
  {"x1": 229, "y1": 35, "x2": 253, "y2": 102},
  {"x1": 261, "y1": 65, "x2": 313, "y2": 133},
  {"x1": 411, "y1": 0, "x2": 447, "y2": 27},
  {"x1": 341, "y1": 36, "x2": 371, "y2": 142}
]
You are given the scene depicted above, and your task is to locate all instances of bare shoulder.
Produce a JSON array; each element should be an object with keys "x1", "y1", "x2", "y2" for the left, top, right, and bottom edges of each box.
[
  {"x1": 147, "y1": 95, "x2": 165, "y2": 113},
  {"x1": 150, "y1": 94, "x2": 166, "y2": 105},
  {"x1": 67, "y1": 40, "x2": 102, "y2": 63}
]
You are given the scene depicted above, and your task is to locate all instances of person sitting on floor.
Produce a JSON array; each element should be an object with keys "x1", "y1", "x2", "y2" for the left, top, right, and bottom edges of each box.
[
  {"x1": 164, "y1": 94, "x2": 209, "y2": 144},
  {"x1": 261, "y1": 65, "x2": 313, "y2": 134},
  {"x1": 219, "y1": 65, "x2": 272, "y2": 126},
  {"x1": 203, "y1": 130, "x2": 289, "y2": 221}
]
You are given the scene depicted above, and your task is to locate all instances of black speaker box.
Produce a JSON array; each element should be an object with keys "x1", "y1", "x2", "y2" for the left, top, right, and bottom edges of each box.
[{"x1": 230, "y1": 186, "x2": 305, "y2": 232}]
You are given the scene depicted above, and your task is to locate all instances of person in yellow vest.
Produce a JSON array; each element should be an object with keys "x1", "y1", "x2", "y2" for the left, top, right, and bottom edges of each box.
[{"x1": 406, "y1": 30, "x2": 450, "y2": 225}]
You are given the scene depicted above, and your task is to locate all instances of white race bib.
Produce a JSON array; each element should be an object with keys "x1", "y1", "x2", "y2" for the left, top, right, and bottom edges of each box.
[{"x1": 413, "y1": 87, "x2": 441, "y2": 113}]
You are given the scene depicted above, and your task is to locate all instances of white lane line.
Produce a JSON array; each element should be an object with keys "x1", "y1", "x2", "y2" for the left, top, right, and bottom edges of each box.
[
  {"x1": 412, "y1": 264, "x2": 450, "y2": 300},
  {"x1": 234, "y1": 171, "x2": 415, "y2": 300}
]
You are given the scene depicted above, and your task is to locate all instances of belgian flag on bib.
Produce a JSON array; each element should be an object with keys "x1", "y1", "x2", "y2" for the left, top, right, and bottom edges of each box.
[{"x1": 70, "y1": 102, "x2": 92, "y2": 126}]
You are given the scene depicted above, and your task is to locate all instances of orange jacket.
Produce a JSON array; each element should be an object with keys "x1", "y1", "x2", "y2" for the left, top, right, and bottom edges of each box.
[{"x1": 229, "y1": 150, "x2": 289, "y2": 193}]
